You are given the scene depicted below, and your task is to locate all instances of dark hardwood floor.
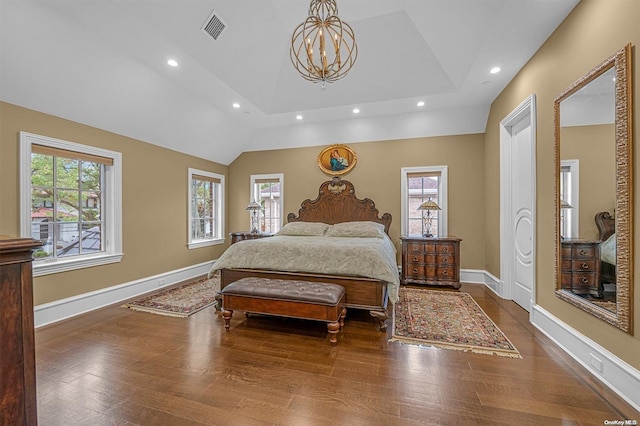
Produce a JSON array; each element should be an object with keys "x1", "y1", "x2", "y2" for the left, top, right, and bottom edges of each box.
[{"x1": 34, "y1": 283, "x2": 639, "y2": 425}]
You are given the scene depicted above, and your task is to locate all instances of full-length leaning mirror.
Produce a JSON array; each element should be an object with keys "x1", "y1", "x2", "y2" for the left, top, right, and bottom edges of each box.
[{"x1": 554, "y1": 43, "x2": 633, "y2": 334}]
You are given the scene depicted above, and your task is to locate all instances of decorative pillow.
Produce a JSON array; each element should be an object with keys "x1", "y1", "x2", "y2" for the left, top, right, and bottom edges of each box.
[
  {"x1": 276, "y1": 221, "x2": 330, "y2": 236},
  {"x1": 325, "y1": 221, "x2": 386, "y2": 238}
]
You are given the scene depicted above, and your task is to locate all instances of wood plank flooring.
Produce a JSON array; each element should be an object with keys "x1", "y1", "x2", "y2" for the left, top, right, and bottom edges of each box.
[{"x1": 34, "y1": 283, "x2": 639, "y2": 425}]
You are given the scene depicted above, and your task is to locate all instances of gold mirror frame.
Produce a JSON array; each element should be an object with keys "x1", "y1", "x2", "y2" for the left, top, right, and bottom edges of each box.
[{"x1": 554, "y1": 43, "x2": 633, "y2": 334}]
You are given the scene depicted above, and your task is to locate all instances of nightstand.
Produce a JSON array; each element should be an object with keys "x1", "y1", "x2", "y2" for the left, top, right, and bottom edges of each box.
[
  {"x1": 560, "y1": 239, "x2": 602, "y2": 298},
  {"x1": 401, "y1": 236, "x2": 462, "y2": 288},
  {"x1": 230, "y1": 231, "x2": 273, "y2": 245}
]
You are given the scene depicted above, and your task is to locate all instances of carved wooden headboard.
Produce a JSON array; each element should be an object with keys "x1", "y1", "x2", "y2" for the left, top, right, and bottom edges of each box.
[
  {"x1": 595, "y1": 211, "x2": 615, "y2": 241},
  {"x1": 286, "y1": 178, "x2": 392, "y2": 234}
]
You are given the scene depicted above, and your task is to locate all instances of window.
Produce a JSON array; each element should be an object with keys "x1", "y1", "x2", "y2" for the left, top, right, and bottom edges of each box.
[
  {"x1": 560, "y1": 160, "x2": 579, "y2": 239},
  {"x1": 250, "y1": 174, "x2": 284, "y2": 233},
  {"x1": 401, "y1": 166, "x2": 448, "y2": 237},
  {"x1": 188, "y1": 169, "x2": 224, "y2": 249},
  {"x1": 20, "y1": 132, "x2": 123, "y2": 276}
]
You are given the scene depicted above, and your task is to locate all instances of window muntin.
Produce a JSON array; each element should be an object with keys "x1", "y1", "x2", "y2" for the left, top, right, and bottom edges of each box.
[
  {"x1": 250, "y1": 174, "x2": 283, "y2": 233},
  {"x1": 30, "y1": 149, "x2": 106, "y2": 260},
  {"x1": 20, "y1": 132, "x2": 123, "y2": 276},
  {"x1": 188, "y1": 169, "x2": 224, "y2": 248}
]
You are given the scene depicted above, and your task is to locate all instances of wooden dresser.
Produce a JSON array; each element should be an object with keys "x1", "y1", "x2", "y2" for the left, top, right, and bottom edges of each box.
[
  {"x1": 1, "y1": 236, "x2": 42, "y2": 426},
  {"x1": 230, "y1": 231, "x2": 273, "y2": 245},
  {"x1": 560, "y1": 239, "x2": 602, "y2": 298},
  {"x1": 401, "y1": 236, "x2": 462, "y2": 289}
]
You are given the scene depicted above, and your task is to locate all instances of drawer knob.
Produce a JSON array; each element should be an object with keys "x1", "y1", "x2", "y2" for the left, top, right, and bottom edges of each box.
[
  {"x1": 443, "y1": 270, "x2": 448, "y2": 276},
  {"x1": 443, "y1": 258, "x2": 449, "y2": 264},
  {"x1": 579, "y1": 250, "x2": 587, "y2": 256},
  {"x1": 581, "y1": 277, "x2": 589, "y2": 284},
  {"x1": 581, "y1": 262, "x2": 588, "y2": 269},
  {"x1": 412, "y1": 268, "x2": 418, "y2": 274},
  {"x1": 412, "y1": 256, "x2": 419, "y2": 262},
  {"x1": 442, "y1": 247, "x2": 449, "y2": 252}
]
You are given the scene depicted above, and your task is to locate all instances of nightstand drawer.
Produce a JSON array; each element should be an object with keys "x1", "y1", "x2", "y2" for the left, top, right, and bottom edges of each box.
[
  {"x1": 436, "y1": 254, "x2": 454, "y2": 265},
  {"x1": 572, "y1": 245, "x2": 597, "y2": 258},
  {"x1": 571, "y1": 259, "x2": 597, "y2": 271}
]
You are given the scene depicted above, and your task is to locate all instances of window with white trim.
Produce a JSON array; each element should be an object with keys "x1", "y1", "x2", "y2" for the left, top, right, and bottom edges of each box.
[
  {"x1": 20, "y1": 132, "x2": 123, "y2": 276},
  {"x1": 560, "y1": 160, "x2": 579, "y2": 239},
  {"x1": 188, "y1": 168, "x2": 225, "y2": 249},
  {"x1": 401, "y1": 166, "x2": 448, "y2": 237},
  {"x1": 250, "y1": 174, "x2": 284, "y2": 233}
]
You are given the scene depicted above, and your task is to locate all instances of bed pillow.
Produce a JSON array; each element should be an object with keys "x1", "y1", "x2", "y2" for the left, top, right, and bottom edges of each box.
[
  {"x1": 325, "y1": 221, "x2": 386, "y2": 238},
  {"x1": 276, "y1": 221, "x2": 330, "y2": 236}
]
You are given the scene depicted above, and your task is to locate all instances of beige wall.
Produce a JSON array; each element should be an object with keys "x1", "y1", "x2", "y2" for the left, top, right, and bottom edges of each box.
[
  {"x1": 561, "y1": 124, "x2": 616, "y2": 239},
  {"x1": 484, "y1": 0, "x2": 639, "y2": 368},
  {"x1": 228, "y1": 135, "x2": 486, "y2": 269},
  {"x1": 0, "y1": 102, "x2": 228, "y2": 305}
]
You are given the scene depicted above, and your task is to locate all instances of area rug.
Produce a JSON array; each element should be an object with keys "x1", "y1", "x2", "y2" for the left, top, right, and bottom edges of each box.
[
  {"x1": 390, "y1": 287, "x2": 521, "y2": 358},
  {"x1": 122, "y1": 275, "x2": 219, "y2": 318}
]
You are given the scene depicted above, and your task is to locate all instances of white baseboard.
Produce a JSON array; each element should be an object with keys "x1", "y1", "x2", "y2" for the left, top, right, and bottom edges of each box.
[
  {"x1": 530, "y1": 305, "x2": 640, "y2": 412},
  {"x1": 34, "y1": 261, "x2": 215, "y2": 328},
  {"x1": 462, "y1": 268, "x2": 502, "y2": 296}
]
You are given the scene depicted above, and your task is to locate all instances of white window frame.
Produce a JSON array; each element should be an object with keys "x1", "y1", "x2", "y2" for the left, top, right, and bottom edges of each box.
[
  {"x1": 400, "y1": 166, "x2": 449, "y2": 237},
  {"x1": 20, "y1": 132, "x2": 123, "y2": 277},
  {"x1": 560, "y1": 159, "x2": 580, "y2": 239},
  {"x1": 188, "y1": 168, "x2": 225, "y2": 249},
  {"x1": 250, "y1": 173, "x2": 284, "y2": 232}
]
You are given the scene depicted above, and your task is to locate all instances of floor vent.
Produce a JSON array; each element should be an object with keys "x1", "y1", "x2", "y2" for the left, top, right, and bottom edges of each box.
[{"x1": 202, "y1": 11, "x2": 226, "y2": 41}]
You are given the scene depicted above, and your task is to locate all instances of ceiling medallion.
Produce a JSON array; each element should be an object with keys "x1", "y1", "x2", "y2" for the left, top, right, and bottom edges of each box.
[{"x1": 290, "y1": 0, "x2": 357, "y2": 88}]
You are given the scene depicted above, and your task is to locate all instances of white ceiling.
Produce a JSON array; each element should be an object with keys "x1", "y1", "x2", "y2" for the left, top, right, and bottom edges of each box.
[{"x1": 0, "y1": 0, "x2": 579, "y2": 165}]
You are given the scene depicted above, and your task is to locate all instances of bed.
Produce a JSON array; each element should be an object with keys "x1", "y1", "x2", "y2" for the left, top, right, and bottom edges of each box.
[
  {"x1": 208, "y1": 178, "x2": 398, "y2": 330},
  {"x1": 595, "y1": 211, "x2": 616, "y2": 284}
]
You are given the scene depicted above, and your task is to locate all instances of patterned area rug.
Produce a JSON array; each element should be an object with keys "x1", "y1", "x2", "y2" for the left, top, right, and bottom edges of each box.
[
  {"x1": 122, "y1": 275, "x2": 219, "y2": 318},
  {"x1": 391, "y1": 287, "x2": 521, "y2": 358}
]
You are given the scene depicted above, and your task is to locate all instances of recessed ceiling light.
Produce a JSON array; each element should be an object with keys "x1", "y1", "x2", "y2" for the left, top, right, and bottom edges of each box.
[
  {"x1": 352, "y1": 108, "x2": 360, "y2": 114},
  {"x1": 490, "y1": 66, "x2": 501, "y2": 74},
  {"x1": 296, "y1": 114, "x2": 303, "y2": 120},
  {"x1": 167, "y1": 59, "x2": 178, "y2": 67},
  {"x1": 232, "y1": 103, "x2": 240, "y2": 109},
  {"x1": 417, "y1": 101, "x2": 425, "y2": 107}
]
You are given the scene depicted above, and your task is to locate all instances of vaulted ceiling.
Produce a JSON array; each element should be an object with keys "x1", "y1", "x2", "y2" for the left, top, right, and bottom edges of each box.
[{"x1": 1, "y1": 0, "x2": 579, "y2": 165}]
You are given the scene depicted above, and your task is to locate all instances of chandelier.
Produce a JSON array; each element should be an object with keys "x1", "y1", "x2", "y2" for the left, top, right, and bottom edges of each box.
[{"x1": 290, "y1": 0, "x2": 357, "y2": 87}]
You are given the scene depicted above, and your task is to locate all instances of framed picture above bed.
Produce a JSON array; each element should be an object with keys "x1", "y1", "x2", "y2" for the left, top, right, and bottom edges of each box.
[{"x1": 317, "y1": 144, "x2": 357, "y2": 176}]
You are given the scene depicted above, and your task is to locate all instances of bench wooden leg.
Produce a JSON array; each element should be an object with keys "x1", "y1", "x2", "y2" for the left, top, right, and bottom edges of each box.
[
  {"x1": 339, "y1": 307, "x2": 347, "y2": 328},
  {"x1": 222, "y1": 309, "x2": 233, "y2": 330},
  {"x1": 327, "y1": 321, "x2": 340, "y2": 344}
]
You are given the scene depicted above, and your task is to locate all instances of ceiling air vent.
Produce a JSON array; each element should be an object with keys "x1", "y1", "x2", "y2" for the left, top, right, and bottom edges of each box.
[{"x1": 202, "y1": 10, "x2": 226, "y2": 41}]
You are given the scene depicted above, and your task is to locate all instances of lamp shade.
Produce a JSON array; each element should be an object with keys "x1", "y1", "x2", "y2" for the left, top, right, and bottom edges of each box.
[
  {"x1": 246, "y1": 201, "x2": 263, "y2": 211},
  {"x1": 417, "y1": 199, "x2": 441, "y2": 211}
]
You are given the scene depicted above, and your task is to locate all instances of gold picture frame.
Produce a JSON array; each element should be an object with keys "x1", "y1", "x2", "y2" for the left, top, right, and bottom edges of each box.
[{"x1": 317, "y1": 144, "x2": 357, "y2": 176}]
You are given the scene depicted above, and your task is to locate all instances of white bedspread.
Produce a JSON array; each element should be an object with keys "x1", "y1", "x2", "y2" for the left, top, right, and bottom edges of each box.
[
  {"x1": 601, "y1": 233, "x2": 616, "y2": 265},
  {"x1": 208, "y1": 235, "x2": 401, "y2": 303}
]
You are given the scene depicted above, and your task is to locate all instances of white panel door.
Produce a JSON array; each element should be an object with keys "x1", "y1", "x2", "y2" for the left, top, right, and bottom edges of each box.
[{"x1": 511, "y1": 116, "x2": 534, "y2": 311}]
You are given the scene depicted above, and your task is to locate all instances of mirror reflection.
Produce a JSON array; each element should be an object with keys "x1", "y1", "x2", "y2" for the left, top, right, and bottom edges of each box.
[
  {"x1": 554, "y1": 43, "x2": 633, "y2": 334},
  {"x1": 559, "y1": 67, "x2": 616, "y2": 312}
]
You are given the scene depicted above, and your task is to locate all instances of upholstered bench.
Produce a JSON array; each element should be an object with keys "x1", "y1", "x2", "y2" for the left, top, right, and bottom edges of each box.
[{"x1": 220, "y1": 277, "x2": 347, "y2": 344}]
